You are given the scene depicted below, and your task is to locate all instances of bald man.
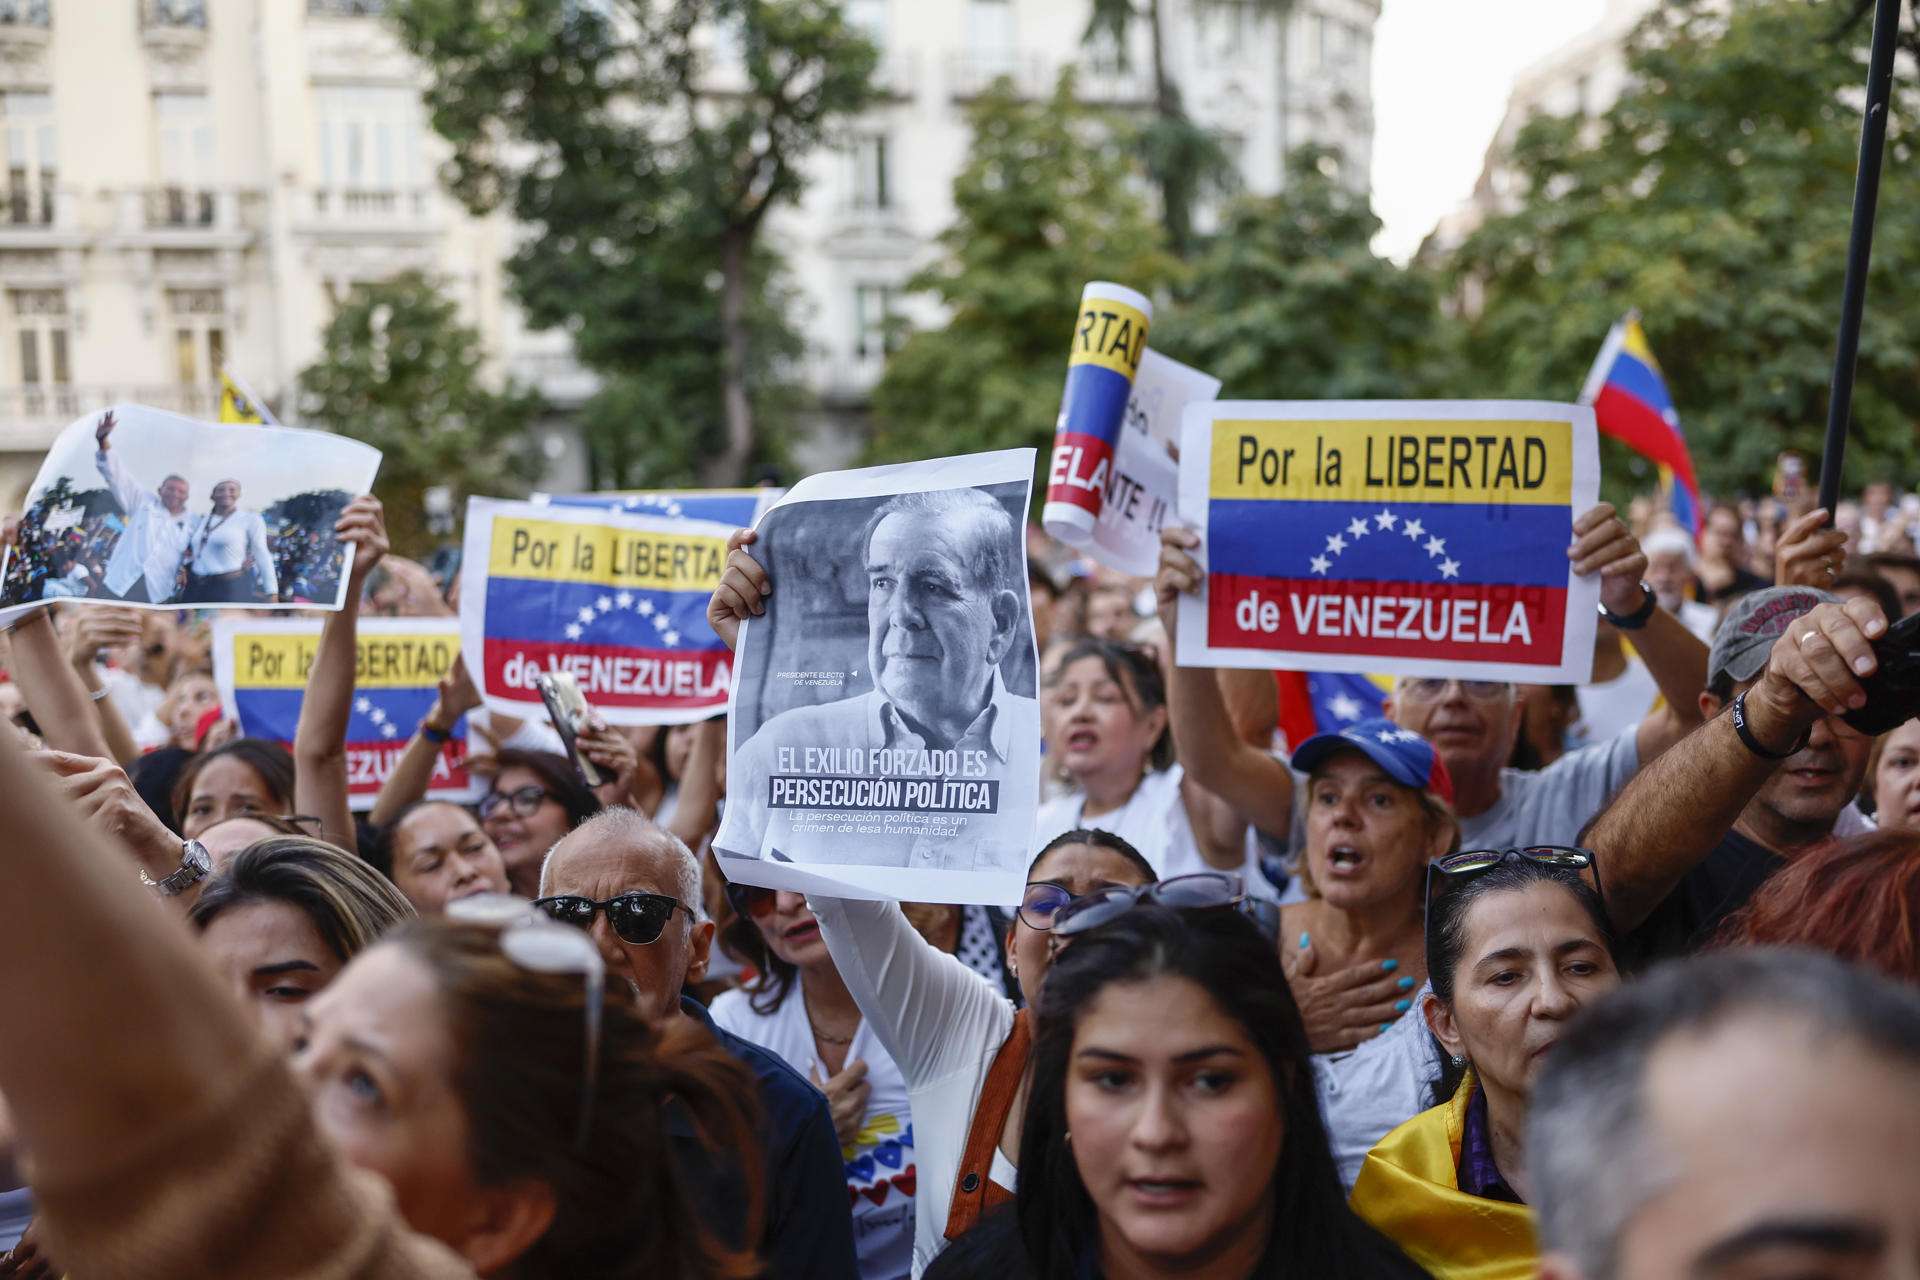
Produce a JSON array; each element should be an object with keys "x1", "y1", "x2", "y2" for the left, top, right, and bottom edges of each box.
[{"x1": 540, "y1": 809, "x2": 858, "y2": 1280}]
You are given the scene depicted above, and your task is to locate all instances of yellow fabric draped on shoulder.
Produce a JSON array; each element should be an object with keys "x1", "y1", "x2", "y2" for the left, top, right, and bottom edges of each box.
[{"x1": 1348, "y1": 1071, "x2": 1538, "y2": 1280}]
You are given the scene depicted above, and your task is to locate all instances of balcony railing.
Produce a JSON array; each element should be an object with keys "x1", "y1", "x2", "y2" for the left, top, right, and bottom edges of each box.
[
  {"x1": 308, "y1": 0, "x2": 385, "y2": 12},
  {"x1": 3, "y1": 184, "x2": 54, "y2": 227},
  {"x1": 946, "y1": 50, "x2": 1050, "y2": 101},
  {"x1": 0, "y1": 0, "x2": 50, "y2": 26},
  {"x1": 140, "y1": 0, "x2": 205, "y2": 28},
  {"x1": 144, "y1": 186, "x2": 215, "y2": 228},
  {"x1": 309, "y1": 187, "x2": 432, "y2": 220},
  {"x1": 0, "y1": 384, "x2": 225, "y2": 447}
]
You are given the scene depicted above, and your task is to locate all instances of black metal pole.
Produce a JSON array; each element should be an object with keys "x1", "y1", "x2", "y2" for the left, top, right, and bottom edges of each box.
[{"x1": 1818, "y1": 0, "x2": 1904, "y2": 515}]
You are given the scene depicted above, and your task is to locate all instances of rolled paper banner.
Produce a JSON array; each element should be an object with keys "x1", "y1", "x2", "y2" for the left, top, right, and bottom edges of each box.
[{"x1": 1043, "y1": 281, "x2": 1152, "y2": 545}]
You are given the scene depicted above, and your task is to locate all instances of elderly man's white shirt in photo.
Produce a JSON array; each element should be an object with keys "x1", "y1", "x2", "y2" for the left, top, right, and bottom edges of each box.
[
  {"x1": 186, "y1": 508, "x2": 278, "y2": 595},
  {"x1": 727, "y1": 668, "x2": 1034, "y2": 871},
  {"x1": 95, "y1": 448, "x2": 193, "y2": 602}
]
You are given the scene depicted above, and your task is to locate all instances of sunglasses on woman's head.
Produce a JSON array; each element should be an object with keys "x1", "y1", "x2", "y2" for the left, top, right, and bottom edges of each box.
[
  {"x1": 1427, "y1": 846, "x2": 1606, "y2": 916},
  {"x1": 478, "y1": 783, "x2": 551, "y2": 821},
  {"x1": 446, "y1": 893, "x2": 603, "y2": 1153},
  {"x1": 1049, "y1": 871, "x2": 1277, "y2": 942},
  {"x1": 534, "y1": 891, "x2": 689, "y2": 946}
]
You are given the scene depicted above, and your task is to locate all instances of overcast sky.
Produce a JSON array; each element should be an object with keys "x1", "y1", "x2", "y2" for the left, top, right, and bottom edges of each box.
[{"x1": 1369, "y1": 0, "x2": 1607, "y2": 262}]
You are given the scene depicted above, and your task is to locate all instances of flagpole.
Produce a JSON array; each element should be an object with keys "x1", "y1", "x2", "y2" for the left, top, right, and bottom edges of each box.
[{"x1": 1817, "y1": 0, "x2": 1901, "y2": 515}]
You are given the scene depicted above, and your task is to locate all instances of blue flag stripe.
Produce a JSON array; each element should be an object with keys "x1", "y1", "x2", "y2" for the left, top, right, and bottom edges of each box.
[
  {"x1": 482, "y1": 576, "x2": 724, "y2": 649},
  {"x1": 233, "y1": 686, "x2": 462, "y2": 743},
  {"x1": 1604, "y1": 352, "x2": 1678, "y2": 419},
  {"x1": 1207, "y1": 499, "x2": 1572, "y2": 587}
]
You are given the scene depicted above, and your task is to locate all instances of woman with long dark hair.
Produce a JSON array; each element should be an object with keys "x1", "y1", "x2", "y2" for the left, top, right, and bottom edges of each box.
[
  {"x1": 1349, "y1": 851, "x2": 1619, "y2": 1279},
  {"x1": 933, "y1": 905, "x2": 1426, "y2": 1278}
]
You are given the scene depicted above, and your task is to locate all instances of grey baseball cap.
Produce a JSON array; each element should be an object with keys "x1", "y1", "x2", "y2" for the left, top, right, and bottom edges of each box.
[{"x1": 1708, "y1": 585, "x2": 1839, "y2": 690}]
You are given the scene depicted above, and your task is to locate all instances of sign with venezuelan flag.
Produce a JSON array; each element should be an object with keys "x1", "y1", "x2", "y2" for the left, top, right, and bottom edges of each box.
[
  {"x1": 211, "y1": 617, "x2": 479, "y2": 811},
  {"x1": 460, "y1": 498, "x2": 736, "y2": 726},
  {"x1": 1177, "y1": 401, "x2": 1600, "y2": 683},
  {"x1": 532, "y1": 487, "x2": 785, "y2": 528}
]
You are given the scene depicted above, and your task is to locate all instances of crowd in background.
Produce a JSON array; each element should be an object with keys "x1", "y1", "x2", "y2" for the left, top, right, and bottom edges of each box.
[{"x1": 0, "y1": 467, "x2": 1919, "y2": 1280}]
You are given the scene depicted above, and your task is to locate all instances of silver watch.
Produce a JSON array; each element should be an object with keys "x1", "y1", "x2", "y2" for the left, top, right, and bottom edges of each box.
[{"x1": 141, "y1": 839, "x2": 212, "y2": 897}]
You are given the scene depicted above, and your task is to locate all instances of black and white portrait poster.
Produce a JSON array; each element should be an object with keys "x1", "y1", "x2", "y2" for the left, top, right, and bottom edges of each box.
[
  {"x1": 713, "y1": 449, "x2": 1042, "y2": 904},
  {"x1": 0, "y1": 405, "x2": 381, "y2": 624}
]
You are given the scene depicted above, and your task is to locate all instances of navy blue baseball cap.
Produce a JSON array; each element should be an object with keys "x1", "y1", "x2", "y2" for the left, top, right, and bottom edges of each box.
[{"x1": 1289, "y1": 717, "x2": 1455, "y2": 806}]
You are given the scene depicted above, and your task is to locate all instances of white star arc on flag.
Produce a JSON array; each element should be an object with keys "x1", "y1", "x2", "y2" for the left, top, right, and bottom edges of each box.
[
  {"x1": 556, "y1": 589, "x2": 685, "y2": 649},
  {"x1": 1305, "y1": 507, "x2": 1469, "y2": 587}
]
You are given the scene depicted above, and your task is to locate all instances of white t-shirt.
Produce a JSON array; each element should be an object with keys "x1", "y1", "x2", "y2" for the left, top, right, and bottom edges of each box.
[
  {"x1": 711, "y1": 976, "x2": 915, "y2": 1280},
  {"x1": 1313, "y1": 981, "x2": 1443, "y2": 1190},
  {"x1": 1032, "y1": 763, "x2": 1276, "y2": 898},
  {"x1": 1569, "y1": 658, "x2": 1660, "y2": 753}
]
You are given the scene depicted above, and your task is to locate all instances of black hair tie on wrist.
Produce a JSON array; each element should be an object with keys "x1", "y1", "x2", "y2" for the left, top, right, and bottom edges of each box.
[{"x1": 1731, "y1": 688, "x2": 1810, "y2": 760}]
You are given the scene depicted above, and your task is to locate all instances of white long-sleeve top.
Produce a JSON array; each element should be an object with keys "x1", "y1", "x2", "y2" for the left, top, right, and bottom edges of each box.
[
  {"x1": 185, "y1": 508, "x2": 277, "y2": 594},
  {"x1": 809, "y1": 895, "x2": 1016, "y2": 1278},
  {"x1": 95, "y1": 448, "x2": 193, "y2": 601}
]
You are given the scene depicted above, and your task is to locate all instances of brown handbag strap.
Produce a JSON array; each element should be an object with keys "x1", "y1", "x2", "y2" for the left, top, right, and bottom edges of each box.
[{"x1": 943, "y1": 1008, "x2": 1031, "y2": 1241}]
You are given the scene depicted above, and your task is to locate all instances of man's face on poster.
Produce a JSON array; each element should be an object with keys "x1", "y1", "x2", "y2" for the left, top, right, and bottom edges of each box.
[
  {"x1": 158, "y1": 476, "x2": 189, "y2": 515},
  {"x1": 211, "y1": 480, "x2": 239, "y2": 514},
  {"x1": 866, "y1": 510, "x2": 1017, "y2": 735}
]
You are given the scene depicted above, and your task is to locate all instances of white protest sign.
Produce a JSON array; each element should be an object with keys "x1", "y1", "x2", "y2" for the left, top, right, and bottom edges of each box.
[
  {"x1": 1085, "y1": 350, "x2": 1222, "y2": 577},
  {"x1": 713, "y1": 449, "x2": 1042, "y2": 905}
]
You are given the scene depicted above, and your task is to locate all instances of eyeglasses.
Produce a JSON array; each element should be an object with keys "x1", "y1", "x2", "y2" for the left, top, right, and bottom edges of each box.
[
  {"x1": 1398, "y1": 678, "x2": 1513, "y2": 703},
  {"x1": 479, "y1": 784, "x2": 552, "y2": 821},
  {"x1": 1049, "y1": 871, "x2": 1277, "y2": 942},
  {"x1": 724, "y1": 880, "x2": 776, "y2": 921},
  {"x1": 534, "y1": 891, "x2": 690, "y2": 946},
  {"x1": 446, "y1": 893, "x2": 604, "y2": 1153},
  {"x1": 1428, "y1": 846, "x2": 1606, "y2": 917}
]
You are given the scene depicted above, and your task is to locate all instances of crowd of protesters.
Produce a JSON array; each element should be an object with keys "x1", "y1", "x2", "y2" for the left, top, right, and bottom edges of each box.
[{"x1": 1, "y1": 465, "x2": 1919, "y2": 1280}]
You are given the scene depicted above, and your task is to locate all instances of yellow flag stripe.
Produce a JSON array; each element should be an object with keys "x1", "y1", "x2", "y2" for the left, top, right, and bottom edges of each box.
[
  {"x1": 485, "y1": 516, "x2": 729, "y2": 590},
  {"x1": 1207, "y1": 419, "x2": 1574, "y2": 505}
]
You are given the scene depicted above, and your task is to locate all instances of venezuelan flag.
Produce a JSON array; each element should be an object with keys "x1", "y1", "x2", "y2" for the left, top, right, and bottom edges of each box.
[
  {"x1": 1275, "y1": 670, "x2": 1392, "y2": 750},
  {"x1": 1578, "y1": 315, "x2": 1701, "y2": 537},
  {"x1": 538, "y1": 488, "x2": 778, "y2": 528},
  {"x1": 214, "y1": 619, "x2": 476, "y2": 809},
  {"x1": 1196, "y1": 408, "x2": 1583, "y2": 672},
  {"x1": 471, "y1": 504, "x2": 734, "y2": 722}
]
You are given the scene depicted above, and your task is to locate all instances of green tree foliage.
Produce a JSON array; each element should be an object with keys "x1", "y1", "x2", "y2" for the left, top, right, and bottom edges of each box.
[
  {"x1": 1085, "y1": 0, "x2": 1291, "y2": 255},
  {"x1": 1451, "y1": 0, "x2": 1920, "y2": 497},
  {"x1": 386, "y1": 0, "x2": 879, "y2": 486},
  {"x1": 298, "y1": 272, "x2": 543, "y2": 556},
  {"x1": 867, "y1": 73, "x2": 1174, "y2": 465},
  {"x1": 1162, "y1": 145, "x2": 1449, "y2": 398}
]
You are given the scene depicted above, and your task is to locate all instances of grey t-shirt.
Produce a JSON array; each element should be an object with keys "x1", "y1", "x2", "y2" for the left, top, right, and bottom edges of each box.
[{"x1": 1288, "y1": 725, "x2": 1642, "y2": 853}]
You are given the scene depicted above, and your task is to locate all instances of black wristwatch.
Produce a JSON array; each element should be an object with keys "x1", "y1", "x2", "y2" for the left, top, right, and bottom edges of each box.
[
  {"x1": 140, "y1": 839, "x2": 213, "y2": 898},
  {"x1": 1598, "y1": 580, "x2": 1658, "y2": 630}
]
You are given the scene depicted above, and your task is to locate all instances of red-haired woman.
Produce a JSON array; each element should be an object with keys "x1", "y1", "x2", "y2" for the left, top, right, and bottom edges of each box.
[{"x1": 1717, "y1": 829, "x2": 1920, "y2": 986}]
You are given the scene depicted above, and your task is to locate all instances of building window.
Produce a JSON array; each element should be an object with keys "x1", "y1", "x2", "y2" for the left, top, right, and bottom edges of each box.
[
  {"x1": 315, "y1": 86, "x2": 423, "y2": 192},
  {"x1": 9, "y1": 289, "x2": 70, "y2": 410},
  {"x1": 968, "y1": 0, "x2": 1014, "y2": 77},
  {"x1": 0, "y1": 1, "x2": 51, "y2": 27},
  {"x1": 153, "y1": 92, "x2": 216, "y2": 226},
  {"x1": 143, "y1": 0, "x2": 207, "y2": 27},
  {"x1": 1201, "y1": 4, "x2": 1255, "y2": 67},
  {"x1": 167, "y1": 287, "x2": 225, "y2": 386},
  {"x1": 854, "y1": 285, "x2": 900, "y2": 359},
  {"x1": 851, "y1": 134, "x2": 890, "y2": 211},
  {"x1": 1, "y1": 91, "x2": 55, "y2": 226}
]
